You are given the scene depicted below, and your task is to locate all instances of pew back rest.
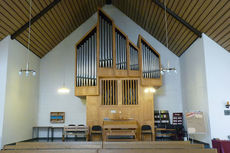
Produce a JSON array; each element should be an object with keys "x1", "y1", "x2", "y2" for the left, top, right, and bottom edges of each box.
[
  {"x1": 102, "y1": 141, "x2": 204, "y2": 149},
  {"x1": 98, "y1": 148, "x2": 217, "y2": 153},
  {"x1": 4, "y1": 142, "x2": 102, "y2": 150},
  {"x1": 0, "y1": 150, "x2": 97, "y2": 153}
]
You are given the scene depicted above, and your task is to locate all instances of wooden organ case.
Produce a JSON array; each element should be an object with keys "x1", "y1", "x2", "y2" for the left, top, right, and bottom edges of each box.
[{"x1": 75, "y1": 9, "x2": 162, "y2": 140}]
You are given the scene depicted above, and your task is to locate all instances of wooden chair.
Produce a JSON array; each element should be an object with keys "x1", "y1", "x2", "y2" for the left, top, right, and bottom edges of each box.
[
  {"x1": 141, "y1": 125, "x2": 153, "y2": 141},
  {"x1": 91, "y1": 125, "x2": 103, "y2": 141}
]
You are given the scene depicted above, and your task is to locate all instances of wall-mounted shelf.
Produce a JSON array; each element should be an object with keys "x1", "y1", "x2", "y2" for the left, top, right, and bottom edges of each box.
[{"x1": 50, "y1": 112, "x2": 65, "y2": 123}]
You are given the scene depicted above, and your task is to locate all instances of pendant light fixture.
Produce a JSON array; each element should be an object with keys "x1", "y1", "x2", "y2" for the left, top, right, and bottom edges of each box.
[
  {"x1": 57, "y1": 84, "x2": 70, "y2": 94},
  {"x1": 19, "y1": 0, "x2": 36, "y2": 77},
  {"x1": 160, "y1": 0, "x2": 176, "y2": 75},
  {"x1": 57, "y1": 25, "x2": 70, "y2": 94}
]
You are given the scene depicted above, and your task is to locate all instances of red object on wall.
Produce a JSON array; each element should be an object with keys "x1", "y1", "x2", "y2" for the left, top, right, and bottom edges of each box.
[{"x1": 212, "y1": 140, "x2": 230, "y2": 153}]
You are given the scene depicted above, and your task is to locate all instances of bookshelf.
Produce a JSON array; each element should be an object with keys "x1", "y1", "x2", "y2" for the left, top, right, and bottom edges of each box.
[{"x1": 172, "y1": 113, "x2": 183, "y2": 125}]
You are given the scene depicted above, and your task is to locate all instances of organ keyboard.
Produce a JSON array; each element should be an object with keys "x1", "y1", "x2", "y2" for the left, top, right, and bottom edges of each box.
[{"x1": 103, "y1": 120, "x2": 138, "y2": 141}]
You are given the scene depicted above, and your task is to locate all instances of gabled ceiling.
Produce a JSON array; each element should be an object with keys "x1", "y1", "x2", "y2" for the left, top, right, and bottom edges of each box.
[
  {"x1": 0, "y1": 0, "x2": 106, "y2": 57},
  {"x1": 113, "y1": 0, "x2": 230, "y2": 56},
  {"x1": 0, "y1": 0, "x2": 229, "y2": 58}
]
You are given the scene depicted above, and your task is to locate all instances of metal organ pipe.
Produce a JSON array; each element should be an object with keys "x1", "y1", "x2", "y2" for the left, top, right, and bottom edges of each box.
[
  {"x1": 110, "y1": 24, "x2": 113, "y2": 67},
  {"x1": 130, "y1": 45, "x2": 139, "y2": 71},
  {"x1": 115, "y1": 30, "x2": 127, "y2": 70},
  {"x1": 76, "y1": 29, "x2": 97, "y2": 87},
  {"x1": 88, "y1": 37, "x2": 91, "y2": 86},
  {"x1": 77, "y1": 46, "x2": 79, "y2": 86},
  {"x1": 99, "y1": 16, "x2": 102, "y2": 67},
  {"x1": 124, "y1": 37, "x2": 127, "y2": 69},
  {"x1": 94, "y1": 32, "x2": 97, "y2": 85},
  {"x1": 105, "y1": 20, "x2": 107, "y2": 67},
  {"x1": 141, "y1": 42, "x2": 160, "y2": 79},
  {"x1": 99, "y1": 14, "x2": 113, "y2": 68},
  {"x1": 102, "y1": 19, "x2": 105, "y2": 67}
]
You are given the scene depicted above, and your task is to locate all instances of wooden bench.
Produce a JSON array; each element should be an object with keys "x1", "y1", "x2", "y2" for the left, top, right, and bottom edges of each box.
[
  {"x1": 63, "y1": 125, "x2": 89, "y2": 141},
  {"x1": 102, "y1": 141, "x2": 204, "y2": 149},
  {"x1": 3, "y1": 141, "x2": 204, "y2": 150},
  {"x1": 0, "y1": 150, "x2": 97, "y2": 153},
  {"x1": 4, "y1": 142, "x2": 102, "y2": 150},
  {"x1": 98, "y1": 148, "x2": 217, "y2": 153},
  {"x1": 2, "y1": 142, "x2": 217, "y2": 153}
]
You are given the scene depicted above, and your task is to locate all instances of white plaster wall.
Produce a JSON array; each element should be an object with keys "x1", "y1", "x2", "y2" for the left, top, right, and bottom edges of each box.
[
  {"x1": 37, "y1": 9, "x2": 97, "y2": 137},
  {"x1": 203, "y1": 34, "x2": 230, "y2": 140},
  {"x1": 1, "y1": 38, "x2": 40, "y2": 145},
  {"x1": 180, "y1": 37, "x2": 211, "y2": 144},
  {"x1": 38, "y1": 5, "x2": 183, "y2": 137},
  {"x1": 0, "y1": 37, "x2": 9, "y2": 149}
]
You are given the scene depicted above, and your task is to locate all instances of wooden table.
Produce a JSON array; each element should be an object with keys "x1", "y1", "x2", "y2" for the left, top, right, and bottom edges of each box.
[
  {"x1": 103, "y1": 120, "x2": 138, "y2": 141},
  {"x1": 32, "y1": 126, "x2": 52, "y2": 141},
  {"x1": 51, "y1": 127, "x2": 64, "y2": 141},
  {"x1": 62, "y1": 125, "x2": 89, "y2": 141}
]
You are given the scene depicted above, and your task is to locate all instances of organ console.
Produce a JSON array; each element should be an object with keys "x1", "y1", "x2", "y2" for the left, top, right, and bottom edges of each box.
[{"x1": 75, "y1": 9, "x2": 162, "y2": 141}]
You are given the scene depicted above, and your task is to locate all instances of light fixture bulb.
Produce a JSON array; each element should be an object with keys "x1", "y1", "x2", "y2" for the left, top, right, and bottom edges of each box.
[
  {"x1": 161, "y1": 71, "x2": 164, "y2": 75},
  {"x1": 58, "y1": 87, "x2": 70, "y2": 94},
  {"x1": 25, "y1": 71, "x2": 29, "y2": 77},
  {"x1": 150, "y1": 88, "x2": 156, "y2": 93},
  {"x1": 19, "y1": 71, "x2": 22, "y2": 76},
  {"x1": 174, "y1": 69, "x2": 177, "y2": 73},
  {"x1": 32, "y1": 71, "x2": 36, "y2": 76},
  {"x1": 144, "y1": 88, "x2": 149, "y2": 93}
]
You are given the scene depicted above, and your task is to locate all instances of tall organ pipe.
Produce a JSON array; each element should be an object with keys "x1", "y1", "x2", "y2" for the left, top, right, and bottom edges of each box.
[{"x1": 94, "y1": 32, "x2": 97, "y2": 85}]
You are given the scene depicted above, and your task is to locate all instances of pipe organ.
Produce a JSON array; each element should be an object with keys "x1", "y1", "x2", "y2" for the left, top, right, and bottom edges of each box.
[{"x1": 75, "y1": 9, "x2": 162, "y2": 140}]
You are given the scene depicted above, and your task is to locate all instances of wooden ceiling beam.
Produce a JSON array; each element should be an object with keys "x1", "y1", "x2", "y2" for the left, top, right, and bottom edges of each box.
[
  {"x1": 152, "y1": 0, "x2": 202, "y2": 37},
  {"x1": 11, "y1": 0, "x2": 61, "y2": 40}
]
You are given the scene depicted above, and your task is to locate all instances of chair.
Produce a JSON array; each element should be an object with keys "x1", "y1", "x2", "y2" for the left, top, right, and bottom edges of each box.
[
  {"x1": 78, "y1": 124, "x2": 85, "y2": 126},
  {"x1": 141, "y1": 125, "x2": 153, "y2": 141},
  {"x1": 63, "y1": 124, "x2": 76, "y2": 141},
  {"x1": 90, "y1": 125, "x2": 103, "y2": 141}
]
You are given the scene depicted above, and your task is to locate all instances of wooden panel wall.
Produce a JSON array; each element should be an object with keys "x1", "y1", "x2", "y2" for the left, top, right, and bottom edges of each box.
[{"x1": 86, "y1": 78, "x2": 155, "y2": 140}]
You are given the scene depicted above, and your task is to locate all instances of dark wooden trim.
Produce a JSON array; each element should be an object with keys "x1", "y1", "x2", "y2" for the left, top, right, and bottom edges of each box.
[
  {"x1": 152, "y1": 0, "x2": 202, "y2": 37},
  {"x1": 11, "y1": 0, "x2": 61, "y2": 40},
  {"x1": 106, "y1": 0, "x2": 112, "y2": 5}
]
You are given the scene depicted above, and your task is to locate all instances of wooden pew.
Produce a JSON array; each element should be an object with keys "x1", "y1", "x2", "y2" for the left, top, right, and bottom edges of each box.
[
  {"x1": 0, "y1": 150, "x2": 97, "y2": 153},
  {"x1": 4, "y1": 142, "x2": 102, "y2": 150},
  {"x1": 102, "y1": 141, "x2": 204, "y2": 149},
  {"x1": 98, "y1": 148, "x2": 217, "y2": 153},
  {"x1": 4, "y1": 141, "x2": 203, "y2": 150}
]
